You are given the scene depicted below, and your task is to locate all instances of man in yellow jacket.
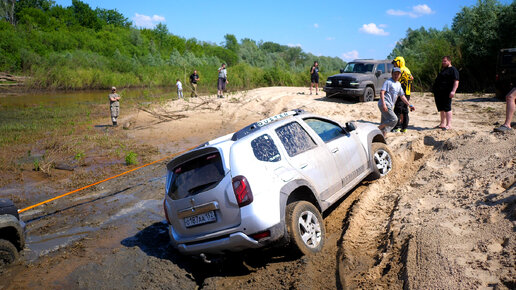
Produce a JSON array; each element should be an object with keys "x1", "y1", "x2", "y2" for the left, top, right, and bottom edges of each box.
[{"x1": 391, "y1": 56, "x2": 414, "y2": 132}]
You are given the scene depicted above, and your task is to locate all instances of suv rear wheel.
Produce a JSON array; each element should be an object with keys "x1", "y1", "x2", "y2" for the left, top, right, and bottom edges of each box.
[
  {"x1": 0, "y1": 239, "x2": 18, "y2": 268},
  {"x1": 360, "y1": 87, "x2": 374, "y2": 102},
  {"x1": 368, "y1": 142, "x2": 394, "y2": 180},
  {"x1": 286, "y1": 201, "x2": 325, "y2": 255}
]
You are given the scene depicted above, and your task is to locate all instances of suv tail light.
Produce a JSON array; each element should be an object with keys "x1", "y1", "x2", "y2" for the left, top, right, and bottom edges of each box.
[
  {"x1": 163, "y1": 199, "x2": 171, "y2": 224},
  {"x1": 232, "y1": 175, "x2": 253, "y2": 207}
]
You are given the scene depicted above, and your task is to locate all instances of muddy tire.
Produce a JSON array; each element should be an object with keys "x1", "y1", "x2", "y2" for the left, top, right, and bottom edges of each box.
[
  {"x1": 359, "y1": 87, "x2": 374, "y2": 102},
  {"x1": 368, "y1": 142, "x2": 394, "y2": 180},
  {"x1": 0, "y1": 239, "x2": 18, "y2": 268},
  {"x1": 285, "y1": 201, "x2": 325, "y2": 255}
]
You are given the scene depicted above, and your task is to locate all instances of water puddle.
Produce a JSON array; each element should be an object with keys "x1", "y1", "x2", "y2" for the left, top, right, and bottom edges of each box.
[{"x1": 25, "y1": 226, "x2": 97, "y2": 260}]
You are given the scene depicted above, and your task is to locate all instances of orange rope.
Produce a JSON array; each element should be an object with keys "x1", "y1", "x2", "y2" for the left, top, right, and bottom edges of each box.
[{"x1": 18, "y1": 147, "x2": 194, "y2": 213}]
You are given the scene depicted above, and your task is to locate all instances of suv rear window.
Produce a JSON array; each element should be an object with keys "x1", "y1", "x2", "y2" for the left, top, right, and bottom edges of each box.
[
  {"x1": 168, "y1": 153, "x2": 224, "y2": 200},
  {"x1": 275, "y1": 122, "x2": 316, "y2": 157},
  {"x1": 251, "y1": 134, "x2": 281, "y2": 162}
]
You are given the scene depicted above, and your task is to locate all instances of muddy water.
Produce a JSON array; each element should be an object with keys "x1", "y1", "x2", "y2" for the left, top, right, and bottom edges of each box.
[{"x1": 0, "y1": 87, "x2": 176, "y2": 108}]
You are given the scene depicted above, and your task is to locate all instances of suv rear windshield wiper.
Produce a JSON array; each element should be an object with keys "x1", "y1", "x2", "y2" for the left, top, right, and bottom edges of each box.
[{"x1": 187, "y1": 181, "x2": 219, "y2": 196}]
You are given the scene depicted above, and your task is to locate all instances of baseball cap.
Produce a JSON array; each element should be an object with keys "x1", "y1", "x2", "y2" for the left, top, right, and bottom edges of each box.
[
  {"x1": 392, "y1": 67, "x2": 401, "y2": 73},
  {"x1": 111, "y1": 86, "x2": 116, "y2": 91}
]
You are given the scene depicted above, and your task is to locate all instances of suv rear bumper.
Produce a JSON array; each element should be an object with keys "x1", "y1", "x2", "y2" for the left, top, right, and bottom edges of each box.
[
  {"x1": 323, "y1": 87, "x2": 364, "y2": 97},
  {"x1": 169, "y1": 222, "x2": 285, "y2": 255}
]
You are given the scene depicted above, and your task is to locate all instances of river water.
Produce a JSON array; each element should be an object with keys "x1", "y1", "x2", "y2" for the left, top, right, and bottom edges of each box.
[{"x1": 0, "y1": 87, "x2": 179, "y2": 108}]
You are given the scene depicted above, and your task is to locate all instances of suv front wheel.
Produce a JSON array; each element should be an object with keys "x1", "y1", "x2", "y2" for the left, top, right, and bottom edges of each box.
[
  {"x1": 360, "y1": 87, "x2": 374, "y2": 102},
  {"x1": 368, "y1": 142, "x2": 394, "y2": 180},
  {"x1": 0, "y1": 239, "x2": 18, "y2": 267},
  {"x1": 286, "y1": 201, "x2": 325, "y2": 255}
]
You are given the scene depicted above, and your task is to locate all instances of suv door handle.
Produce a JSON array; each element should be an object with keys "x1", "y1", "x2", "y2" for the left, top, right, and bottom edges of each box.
[
  {"x1": 300, "y1": 163, "x2": 308, "y2": 169},
  {"x1": 331, "y1": 148, "x2": 339, "y2": 153}
]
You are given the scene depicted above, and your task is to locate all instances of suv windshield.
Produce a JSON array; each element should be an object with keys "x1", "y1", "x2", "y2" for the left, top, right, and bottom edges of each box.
[
  {"x1": 343, "y1": 62, "x2": 374, "y2": 73},
  {"x1": 168, "y1": 152, "x2": 225, "y2": 200},
  {"x1": 500, "y1": 51, "x2": 516, "y2": 67}
]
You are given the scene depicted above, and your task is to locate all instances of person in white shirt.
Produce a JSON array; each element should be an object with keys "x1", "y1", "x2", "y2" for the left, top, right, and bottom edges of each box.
[
  {"x1": 176, "y1": 79, "x2": 183, "y2": 99},
  {"x1": 217, "y1": 63, "x2": 228, "y2": 98},
  {"x1": 377, "y1": 67, "x2": 415, "y2": 136}
]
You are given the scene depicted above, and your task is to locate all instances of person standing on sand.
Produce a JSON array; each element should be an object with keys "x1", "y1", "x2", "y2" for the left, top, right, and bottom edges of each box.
[
  {"x1": 378, "y1": 67, "x2": 415, "y2": 137},
  {"x1": 310, "y1": 61, "x2": 319, "y2": 95},
  {"x1": 189, "y1": 70, "x2": 200, "y2": 98},
  {"x1": 176, "y1": 79, "x2": 183, "y2": 99},
  {"x1": 217, "y1": 63, "x2": 228, "y2": 98},
  {"x1": 391, "y1": 56, "x2": 414, "y2": 133},
  {"x1": 432, "y1": 56, "x2": 459, "y2": 130},
  {"x1": 494, "y1": 87, "x2": 516, "y2": 132},
  {"x1": 109, "y1": 86, "x2": 120, "y2": 126}
]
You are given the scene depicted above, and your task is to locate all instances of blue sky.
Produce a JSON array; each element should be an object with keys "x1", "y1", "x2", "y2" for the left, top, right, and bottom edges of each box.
[{"x1": 54, "y1": 0, "x2": 512, "y2": 61}]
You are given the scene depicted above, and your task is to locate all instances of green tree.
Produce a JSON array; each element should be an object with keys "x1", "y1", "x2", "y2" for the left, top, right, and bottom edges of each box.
[
  {"x1": 71, "y1": 0, "x2": 100, "y2": 30},
  {"x1": 95, "y1": 8, "x2": 131, "y2": 27},
  {"x1": 0, "y1": 0, "x2": 16, "y2": 24}
]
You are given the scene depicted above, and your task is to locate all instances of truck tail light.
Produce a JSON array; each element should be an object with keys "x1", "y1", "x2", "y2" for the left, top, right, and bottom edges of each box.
[
  {"x1": 163, "y1": 199, "x2": 171, "y2": 224},
  {"x1": 232, "y1": 175, "x2": 253, "y2": 207}
]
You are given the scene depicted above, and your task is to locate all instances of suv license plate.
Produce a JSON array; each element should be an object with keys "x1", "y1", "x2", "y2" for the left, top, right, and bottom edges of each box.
[{"x1": 184, "y1": 211, "x2": 216, "y2": 228}]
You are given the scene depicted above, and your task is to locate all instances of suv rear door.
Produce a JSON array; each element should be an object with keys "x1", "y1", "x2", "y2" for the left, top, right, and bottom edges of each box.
[
  {"x1": 274, "y1": 121, "x2": 342, "y2": 198},
  {"x1": 165, "y1": 148, "x2": 241, "y2": 237}
]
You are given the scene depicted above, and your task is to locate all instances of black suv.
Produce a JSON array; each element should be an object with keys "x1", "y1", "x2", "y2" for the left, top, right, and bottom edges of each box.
[
  {"x1": 0, "y1": 199, "x2": 25, "y2": 268},
  {"x1": 323, "y1": 59, "x2": 394, "y2": 102},
  {"x1": 495, "y1": 48, "x2": 516, "y2": 100}
]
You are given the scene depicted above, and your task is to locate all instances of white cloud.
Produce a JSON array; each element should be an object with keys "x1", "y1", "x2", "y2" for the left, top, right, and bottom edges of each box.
[
  {"x1": 287, "y1": 43, "x2": 302, "y2": 48},
  {"x1": 314, "y1": 23, "x2": 319, "y2": 28},
  {"x1": 132, "y1": 13, "x2": 166, "y2": 28},
  {"x1": 359, "y1": 23, "x2": 389, "y2": 36},
  {"x1": 387, "y1": 4, "x2": 434, "y2": 18},
  {"x1": 413, "y1": 4, "x2": 433, "y2": 15},
  {"x1": 341, "y1": 50, "x2": 359, "y2": 61},
  {"x1": 326, "y1": 37, "x2": 336, "y2": 41}
]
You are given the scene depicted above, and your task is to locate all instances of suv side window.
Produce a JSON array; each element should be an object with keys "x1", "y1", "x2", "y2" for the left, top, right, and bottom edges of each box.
[
  {"x1": 304, "y1": 118, "x2": 346, "y2": 142},
  {"x1": 275, "y1": 122, "x2": 317, "y2": 157},
  {"x1": 387, "y1": 63, "x2": 394, "y2": 73},
  {"x1": 377, "y1": 63, "x2": 385, "y2": 74},
  {"x1": 251, "y1": 134, "x2": 281, "y2": 162}
]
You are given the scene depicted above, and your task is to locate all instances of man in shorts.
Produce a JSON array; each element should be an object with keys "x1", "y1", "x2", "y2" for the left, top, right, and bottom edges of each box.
[
  {"x1": 432, "y1": 56, "x2": 459, "y2": 130},
  {"x1": 494, "y1": 87, "x2": 516, "y2": 132},
  {"x1": 378, "y1": 68, "x2": 415, "y2": 136},
  {"x1": 310, "y1": 61, "x2": 319, "y2": 95},
  {"x1": 217, "y1": 63, "x2": 228, "y2": 98}
]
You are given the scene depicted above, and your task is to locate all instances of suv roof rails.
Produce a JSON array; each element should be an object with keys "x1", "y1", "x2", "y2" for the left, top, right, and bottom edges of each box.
[{"x1": 231, "y1": 109, "x2": 306, "y2": 141}]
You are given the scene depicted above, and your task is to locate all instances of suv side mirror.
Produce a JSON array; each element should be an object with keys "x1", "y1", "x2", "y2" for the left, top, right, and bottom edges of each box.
[
  {"x1": 375, "y1": 70, "x2": 382, "y2": 77},
  {"x1": 345, "y1": 122, "x2": 356, "y2": 132},
  {"x1": 340, "y1": 68, "x2": 344, "y2": 73}
]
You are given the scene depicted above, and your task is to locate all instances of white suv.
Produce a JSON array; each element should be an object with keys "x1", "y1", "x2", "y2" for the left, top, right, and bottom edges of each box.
[{"x1": 163, "y1": 109, "x2": 393, "y2": 257}]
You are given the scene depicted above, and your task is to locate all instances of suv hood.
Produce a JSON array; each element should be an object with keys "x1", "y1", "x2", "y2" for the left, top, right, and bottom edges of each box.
[{"x1": 329, "y1": 73, "x2": 371, "y2": 81}]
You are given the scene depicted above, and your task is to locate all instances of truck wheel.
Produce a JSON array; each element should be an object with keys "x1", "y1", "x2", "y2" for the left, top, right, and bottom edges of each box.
[
  {"x1": 360, "y1": 87, "x2": 374, "y2": 102},
  {"x1": 286, "y1": 201, "x2": 325, "y2": 255},
  {"x1": 368, "y1": 142, "x2": 394, "y2": 180},
  {"x1": 0, "y1": 239, "x2": 18, "y2": 267}
]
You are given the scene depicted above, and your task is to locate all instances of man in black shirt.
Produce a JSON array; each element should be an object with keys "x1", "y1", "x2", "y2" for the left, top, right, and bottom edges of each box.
[
  {"x1": 432, "y1": 56, "x2": 459, "y2": 130},
  {"x1": 189, "y1": 70, "x2": 200, "y2": 98}
]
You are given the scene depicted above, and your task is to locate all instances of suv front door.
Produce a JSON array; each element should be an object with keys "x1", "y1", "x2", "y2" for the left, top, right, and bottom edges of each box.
[
  {"x1": 275, "y1": 121, "x2": 342, "y2": 198},
  {"x1": 302, "y1": 118, "x2": 369, "y2": 200},
  {"x1": 375, "y1": 63, "x2": 391, "y2": 92}
]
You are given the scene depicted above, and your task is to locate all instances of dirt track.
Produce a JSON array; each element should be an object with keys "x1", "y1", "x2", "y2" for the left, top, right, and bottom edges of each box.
[{"x1": 1, "y1": 87, "x2": 515, "y2": 289}]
